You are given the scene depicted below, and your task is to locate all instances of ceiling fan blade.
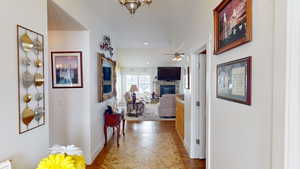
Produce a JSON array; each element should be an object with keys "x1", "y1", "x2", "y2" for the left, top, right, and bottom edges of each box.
[{"x1": 174, "y1": 42, "x2": 185, "y2": 52}]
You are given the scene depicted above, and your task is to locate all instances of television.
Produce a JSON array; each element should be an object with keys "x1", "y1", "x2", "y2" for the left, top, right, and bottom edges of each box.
[{"x1": 158, "y1": 67, "x2": 181, "y2": 81}]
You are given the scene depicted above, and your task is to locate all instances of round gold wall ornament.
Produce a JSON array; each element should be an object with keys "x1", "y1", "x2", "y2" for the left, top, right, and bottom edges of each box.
[
  {"x1": 34, "y1": 73, "x2": 44, "y2": 87},
  {"x1": 22, "y1": 56, "x2": 31, "y2": 66},
  {"x1": 23, "y1": 94, "x2": 32, "y2": 103},
  {"x1": 20, "y1": 33, "x2": 34, "y2": 52},
  {"x1": 33, "y1": 38, "x2": 43, "y2": 54},
  {"x1": 22, "y1": 71, "x2": 34, "y2": 88},
  {"x1": 34, "y1": 107, "x2": 44, "y2": 122},
  {"x1": 22, "y1": 107, "x2": 35, "y2": 126},
  {"x1": 35, "y1": 59, "x2": 43, "y2": 68},
  {"x1": 35, "y1": 92, "x2": 43, "y2": 101}
]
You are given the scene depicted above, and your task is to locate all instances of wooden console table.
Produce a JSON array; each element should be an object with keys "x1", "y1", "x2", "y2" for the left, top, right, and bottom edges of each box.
[{"x1": 104, "y1": 109, "x2": 125, "y2": 147}]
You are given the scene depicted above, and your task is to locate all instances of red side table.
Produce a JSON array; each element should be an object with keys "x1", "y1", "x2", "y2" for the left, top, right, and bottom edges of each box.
[{"x1": 104, "y1": 109, "x2": 125, "y2": 147}]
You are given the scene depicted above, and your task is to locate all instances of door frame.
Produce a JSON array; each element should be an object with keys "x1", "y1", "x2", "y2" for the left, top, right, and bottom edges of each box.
[
  {"x1": 272, "y1": 0, "x2": 300, "y2": 168},
  {"x1": 190, "y1": 34, "x2": 213, "y2": 169}
]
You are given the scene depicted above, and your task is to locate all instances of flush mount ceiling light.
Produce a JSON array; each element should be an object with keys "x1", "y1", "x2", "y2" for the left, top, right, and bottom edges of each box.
[{"x1": 119, "y1": 0, "x2": 152, "y2": 15}]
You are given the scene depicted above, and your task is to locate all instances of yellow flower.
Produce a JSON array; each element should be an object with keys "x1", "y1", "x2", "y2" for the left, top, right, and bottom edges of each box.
[
  {"x1": 71, "y1": 155, "x2": 86, "y2": 169},
  {"x1": 37, "y1": 154, "x2": 76, "y2": 169}
]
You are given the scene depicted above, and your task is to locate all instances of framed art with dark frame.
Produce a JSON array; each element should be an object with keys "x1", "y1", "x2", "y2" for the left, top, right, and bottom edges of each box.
[
  {"x1": 217, "y1": 56, "x2": 252, "y2": 105},
  {"x1": 51, "y1": 51, "x2": 83, "y2": 89},
  {"x1": 214, "y1": 0, "x2": 252, "y2": 55},
  {"x1": 98, "y1": 53, "x2": 116, "y2": 102}
]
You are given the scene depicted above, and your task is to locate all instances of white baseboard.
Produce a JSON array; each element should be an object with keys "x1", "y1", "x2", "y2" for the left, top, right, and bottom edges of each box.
[{"x1": 88, "y1": 131, "x2": 113, "y2": 165}]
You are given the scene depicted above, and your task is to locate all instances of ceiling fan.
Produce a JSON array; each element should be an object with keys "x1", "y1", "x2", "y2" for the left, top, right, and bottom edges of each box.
[
  {"x1": 164, "y1": 42, "x2": 186, "y2": 62},
  {"x1": 164, "y1": 52, "x2": 185, "y2": 62}
]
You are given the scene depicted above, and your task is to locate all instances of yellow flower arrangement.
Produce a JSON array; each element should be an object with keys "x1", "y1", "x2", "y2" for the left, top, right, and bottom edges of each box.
[
  {"x1": 37, "y1": 154, "x2": 75, "y2": 169},
  {"x1": 71, "y1": 155, "x2": 86, "y2": 169},
  {"x1": 37, "y1": 154, "x2": 86, "y2": 169}
]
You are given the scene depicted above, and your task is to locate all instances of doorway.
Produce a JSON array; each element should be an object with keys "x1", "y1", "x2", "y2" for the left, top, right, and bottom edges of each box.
[
  {"x1": 197, "y1": 50, "x2": 207, "y2": 160},
  {"x1": 190, "y1": 47, "x2": 208, "y2": 165}
]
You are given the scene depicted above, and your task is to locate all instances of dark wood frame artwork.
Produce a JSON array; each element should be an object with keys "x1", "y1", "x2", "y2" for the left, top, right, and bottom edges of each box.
[
  {"x1": 213, "y1": 0, "x2": 252, "y2": 55},
  {"x1": 51, "y1": 51, "x2": 83, "y2": 89},
  {"x1": 216, "y1": 57, "x2": 252, "y2": 105},
  {"x1": 98, "y1": 53, "x2": 117, "y2": 102},
  {"x1": 17, "y1": 25, "x2": 46, "y2": 134}
]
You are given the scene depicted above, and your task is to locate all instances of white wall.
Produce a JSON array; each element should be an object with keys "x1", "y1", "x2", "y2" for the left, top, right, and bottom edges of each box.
[
  {"x1": 0, "y1": 1, "x2": 49, "y2": 169},
  {"x1": 50, "y1": 0, "x2": 116, "y2": 164},
  {"x1": 285, "y1": 0, "x2": 300, "y2": 168},
  {"x1": 48, "y1": 31, "x2": 91, "y2": 162},
  {"x1": 183, "y1": 55, "x2": 192, "y2": 155},
  {"x1": 182, "y1": 0, "x2": 275, "y2": 169}
]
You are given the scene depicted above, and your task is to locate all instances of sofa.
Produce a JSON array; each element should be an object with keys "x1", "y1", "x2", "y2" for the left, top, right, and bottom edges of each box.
[{"x1": 158, "y1": 94, "x2": 176, "y2": 118}]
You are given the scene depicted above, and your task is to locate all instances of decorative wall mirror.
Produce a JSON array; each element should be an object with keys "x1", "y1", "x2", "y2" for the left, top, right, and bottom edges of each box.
[{"x1": 98, "y1": 53, "x2": 116, "y2": 102}]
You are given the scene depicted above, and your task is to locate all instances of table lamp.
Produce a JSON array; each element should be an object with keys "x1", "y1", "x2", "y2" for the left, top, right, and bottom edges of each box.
[{"x1": 130, "y1": 85, "x2": 139, "y2": 103}]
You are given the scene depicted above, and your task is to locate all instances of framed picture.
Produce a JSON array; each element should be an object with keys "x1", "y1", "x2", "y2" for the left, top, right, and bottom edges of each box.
[
  {"x1": 185, "y1": 67, "x2": 190, "y2": 89},
  {"x1": 217, "y1": 56, "x2": 252, "y2": 105},
  {"x1": 51, "y1": 51, "x2": 83, "y2": 88},
  {"x1": 98, "y1": 53, "x2": 116, "y2": 102},
  {"x1": 214, "y1": 0, "x2": 252, "y2": 55},
  {"x1": 17, "y1": 25, "x2": 45, "y2": 134}
]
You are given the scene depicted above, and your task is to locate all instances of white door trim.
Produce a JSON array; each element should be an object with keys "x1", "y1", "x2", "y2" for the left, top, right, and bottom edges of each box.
[
  {"x1": 272, "y1": 0, "x2": 300, "y2": 168},
  {"x1": 189, "y1": 33, "x2": 213, "y2": 169}
]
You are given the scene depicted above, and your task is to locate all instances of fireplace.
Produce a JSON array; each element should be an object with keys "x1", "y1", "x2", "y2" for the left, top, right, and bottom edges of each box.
[{"x1": 160, "y1": 85, "x2": 176, "y2": 97}]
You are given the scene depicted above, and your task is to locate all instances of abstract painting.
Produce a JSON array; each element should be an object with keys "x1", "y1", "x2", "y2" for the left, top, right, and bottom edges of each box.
[
  {"x1": 51, "y1": 51, "x2": 83, "y2": 88},
  {"x1": 98, "y1": 53, "x2": 116, "y2": 102}
]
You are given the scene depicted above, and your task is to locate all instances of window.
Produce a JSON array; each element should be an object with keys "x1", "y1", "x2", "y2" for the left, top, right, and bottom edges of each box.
[{"x1": 126, "y1": 75, "x2": 151, "y2": 93}]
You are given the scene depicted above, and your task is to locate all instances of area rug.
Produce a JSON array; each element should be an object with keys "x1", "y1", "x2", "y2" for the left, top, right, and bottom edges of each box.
[{"x1": 125, "y1": 103, "x2": 175, "y2": 121}]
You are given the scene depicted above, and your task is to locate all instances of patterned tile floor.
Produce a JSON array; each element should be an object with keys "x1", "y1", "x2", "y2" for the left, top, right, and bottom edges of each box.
[{"x1": 87, "y1": 121, "x2": 205, "y2": 169}]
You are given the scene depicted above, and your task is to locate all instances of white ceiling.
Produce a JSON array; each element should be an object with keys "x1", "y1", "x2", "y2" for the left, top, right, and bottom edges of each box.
[
  {"x1": 48, "y1": 0, "x2": 87, "y2": 31},
  {"x1": 100, "y1": 0, "x2": 193, "y2": 49},
  {"x1": 117, "y1": 48, "x2": 183, "y2": 68},
  {"x1": 48, "y1": 0, "x2": 203, "y2": 67}
]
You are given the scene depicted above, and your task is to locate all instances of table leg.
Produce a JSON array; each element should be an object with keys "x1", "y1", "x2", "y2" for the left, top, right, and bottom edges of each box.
[
  {"x1": 104, "y1": 125, "x2": 107, "y2": 145},
  {"x1": 122, "y1": 119, "x2": 125, "y2": 136},
  {"x1": 117, "y1": 125, "x2": 120, "y2": 147}
]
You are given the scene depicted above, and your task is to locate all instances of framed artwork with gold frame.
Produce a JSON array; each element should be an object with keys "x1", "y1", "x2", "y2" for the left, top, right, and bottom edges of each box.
[
  {"x1": 214, "y1": 0, "x2": 252, "y2": 55},
  {"x1": 17, "y1": 25, "x2": 45, "y2": 134},
  {"x1": 98, "y1": 53, "x2": 117, "y2": 102}
]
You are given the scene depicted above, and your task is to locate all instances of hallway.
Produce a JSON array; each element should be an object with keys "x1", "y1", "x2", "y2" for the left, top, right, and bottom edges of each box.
[{"x1": 88, "y1": 121, "x2": 205, "y2": 169}]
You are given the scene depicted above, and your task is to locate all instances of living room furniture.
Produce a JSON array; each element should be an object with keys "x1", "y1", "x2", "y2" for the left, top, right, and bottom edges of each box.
[
  {"x1": 104, "y1": 109, "x2": 125, "y2": 147},
  {"x1": 135, "y1": 100, "x2": 145, "y2": 117},
  {"x1": 176, "y1": 95, "x2": 184, "y2": 142},
  {"x1": 158, "y1": 94, "x2": 176, "y2": 117},
  {"x1": 125, "y1": 92, "x2": 134, "y2": 113}
]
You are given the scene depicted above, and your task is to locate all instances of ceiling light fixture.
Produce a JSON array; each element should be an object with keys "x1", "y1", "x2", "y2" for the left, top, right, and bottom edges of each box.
[
  {"x1": 172, "y1": 54, "x2": 184, "y2": 62},
  {"x1": 144, "y1": 42, "x2": 149, "y2": 45},
  {"x1": 119, "y1": 0, "x2": 152, "y2": 15}
]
